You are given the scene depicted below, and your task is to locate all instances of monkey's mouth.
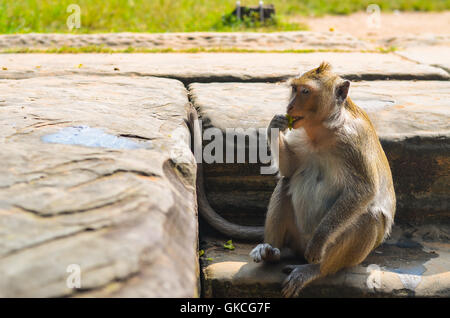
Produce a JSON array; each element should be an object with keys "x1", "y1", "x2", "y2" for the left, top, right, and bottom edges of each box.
[{"x1": 291, "y1": 116, "x2": 304, "y2": 124}]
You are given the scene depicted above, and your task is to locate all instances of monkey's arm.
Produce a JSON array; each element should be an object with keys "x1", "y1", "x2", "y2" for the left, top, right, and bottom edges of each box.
[
  {"x1": 277, "y1": 134, "x2": 297, "y2": 178},
  {"x1": 267, "y1": 115, "x2": 297, "y2": 178},
  {"x1": 305, "y1": 159, "x2": 376, "y2": 264}
]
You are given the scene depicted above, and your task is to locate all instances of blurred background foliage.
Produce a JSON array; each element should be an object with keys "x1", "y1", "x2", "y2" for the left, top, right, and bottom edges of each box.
[{"x1": 0, "y1": 0, "x2": 449, "y2": 33}]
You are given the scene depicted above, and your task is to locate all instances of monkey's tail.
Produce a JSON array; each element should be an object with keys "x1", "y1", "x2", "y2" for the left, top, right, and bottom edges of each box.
[{"x1": 186, "y1": 104, "x2": 264, "y2": 242}]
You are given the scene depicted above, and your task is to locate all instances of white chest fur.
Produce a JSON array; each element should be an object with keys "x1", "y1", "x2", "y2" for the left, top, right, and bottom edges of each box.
[{"x1": 284, "y1": 129, "x2": 345, "y2": 238}]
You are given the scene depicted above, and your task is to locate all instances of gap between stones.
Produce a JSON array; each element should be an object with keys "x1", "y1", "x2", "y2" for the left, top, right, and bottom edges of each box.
[
  {"x1": 2, "y1": 69, "x2": 450, "y2": 83},
  {"x1": 393, "y1": 51, "x2": 450, "y2": 75}
]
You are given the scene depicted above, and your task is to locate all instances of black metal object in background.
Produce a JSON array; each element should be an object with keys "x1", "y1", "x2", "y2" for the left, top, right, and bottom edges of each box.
[{"x1": 233, "y1": 1, "x2": 275, "y2": 22}]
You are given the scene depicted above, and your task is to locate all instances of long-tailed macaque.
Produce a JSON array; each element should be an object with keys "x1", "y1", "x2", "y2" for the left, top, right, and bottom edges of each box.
[
  {"x1": 250, "y1": 62, "x2": 396, "y2": 297},
  {"x1": 187, "y1": 62, "x2": 395, "y2": 297}
]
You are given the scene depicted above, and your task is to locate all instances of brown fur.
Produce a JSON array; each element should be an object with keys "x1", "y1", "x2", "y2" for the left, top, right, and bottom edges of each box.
[{"x1": 250, "y1": 62, "x2": 396, "y2": 298}]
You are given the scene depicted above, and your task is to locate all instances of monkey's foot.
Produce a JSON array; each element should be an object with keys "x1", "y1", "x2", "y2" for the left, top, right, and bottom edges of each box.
[
  {"x1": 249, "y1": 243, "x2": 281, "y2": 263},
  {"x1": 282, "y1": 264, "x2": 320, "y2": 298}
]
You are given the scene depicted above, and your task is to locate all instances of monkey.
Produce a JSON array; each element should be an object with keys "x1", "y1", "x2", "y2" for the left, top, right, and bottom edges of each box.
[
  {"x1": 249, "y1": 62, "x2": 396, "y2": 297},
  {"x1": 186, "y1": 62, "x2": 395, "y2": 297}
]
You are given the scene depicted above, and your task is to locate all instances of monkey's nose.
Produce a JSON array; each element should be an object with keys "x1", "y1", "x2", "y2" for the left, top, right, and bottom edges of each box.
[{"x1": 287, "y1": 98, "x2": 295, "y2": 112}]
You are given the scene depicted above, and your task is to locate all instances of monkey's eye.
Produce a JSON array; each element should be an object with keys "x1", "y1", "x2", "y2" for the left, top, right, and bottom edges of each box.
[
  {"x1": 291, "y1": 86, "x2": 297, "y2": 94},
  {"x1": 301, "y1": 87, "x2": 310, "y2": 95}
]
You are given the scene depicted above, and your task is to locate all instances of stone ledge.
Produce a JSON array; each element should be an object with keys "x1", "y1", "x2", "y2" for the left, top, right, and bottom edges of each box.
[
  {"x1": 190, "y1": 81, "x2": 450, "y2": 136},
  {"x1": 396, "y1": 46, "x2": 450, "y2": 74},
  {"x1": 1, "y1": 53, "x2": 448, "y2": 82},
  {"x1": 201, "y1": 225, "x2": 450, "y2": 298},
  {"x1": 0, "y1": 75, "x2": 199, "y2": 297},
  {"x1": 0, "y1": 32, "x2": 373, "y2": 51},
  {"x1": 382, "y1": 34, "x2": 450, "y2": 49}
]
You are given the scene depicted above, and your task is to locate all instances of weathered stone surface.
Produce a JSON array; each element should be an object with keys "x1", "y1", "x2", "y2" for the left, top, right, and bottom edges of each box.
[
  {"x1": 189, "y1": 81, "x2": 450, "y2": 225},
  {"x1": 191, "y1": 81, "x2": 450, "y2": 137},
  {"x1": 202, "y1": 224, "x2": 450, "y2": 297},
  {"x1": 0, "y1": 75, "x2": 199, "y2": 297},
  {"x1": 382, "y1": 34, "x2": 450, "y2": 48},
  {"x1": 0, "y1": 32, "x2": 372, "y2": 51},
  {"x1": 396, "y1": 46, "x2": 450, "y2": 73},
  {"x1": 1, "y1": 53, "x2": 448, "y2": 83}
]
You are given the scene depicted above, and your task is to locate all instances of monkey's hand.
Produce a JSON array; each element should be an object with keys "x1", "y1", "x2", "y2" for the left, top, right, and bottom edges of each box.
[
  {"x1": 267, "y1": 115, "x2": 289, "y2": 146},
  {"x1": 304, "y1": 233, "x2": 327, "y2": 264},
  {"x1": 268, "y1": 114, "x2": 289, "y2": 132},
  {"x1": 250, "y1": 243, "x2": 281, "y2": 263}
]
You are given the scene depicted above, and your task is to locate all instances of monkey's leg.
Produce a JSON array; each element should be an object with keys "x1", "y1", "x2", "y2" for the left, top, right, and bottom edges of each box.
[
  {"x1": 281, "y1": 264, "x2": 320, "y2": 297},
  {"x1": 319, "y1": 212, "x2": 385, "y2": 275},
  {"x1": 250, "y1": 177, "x2": 294, "y2": 263},
  {"x1": 282, "y1": 212, "x2": 384, "y2": 297}
]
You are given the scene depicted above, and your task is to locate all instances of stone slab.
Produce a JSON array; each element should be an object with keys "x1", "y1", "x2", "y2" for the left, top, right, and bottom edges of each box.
[
  {"x1": 382, "y1": 34, "x2": 450, "y2": 49},
  {"x1": 0, "y1": 75, "x2": 199, "y2": 297},
  {"x1": 1, "y1": 53, "x2": 448, "y2": 83},
  {"x1": 396, "y1": 46, "x2": 450, "y2": 73},
  {"x1": 190, "y1": 81, "x2": 450, "y2": 137},
  {"x1": 202, "y1": 225, "x2": 450, "y2": 297},
  {"x1": 189, "y1": 81, "x2": 450, "y2": 225},
  {"x1": 0, "y1": 32, "x2": 372, "y2": 51}
]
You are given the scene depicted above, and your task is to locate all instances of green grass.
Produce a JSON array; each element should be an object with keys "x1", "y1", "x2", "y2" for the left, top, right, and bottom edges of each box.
[
  {"x1": 0, "y1": 0, "x2": 449, "y2": 34},
  {"x1": 0, "y1": 45, "x2": 398, "y2": 54}
]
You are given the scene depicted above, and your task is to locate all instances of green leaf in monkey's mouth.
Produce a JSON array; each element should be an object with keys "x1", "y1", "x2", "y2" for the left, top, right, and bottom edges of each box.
[{"x1": 286, "y1": 114, "x2": 304, "y2": 130}]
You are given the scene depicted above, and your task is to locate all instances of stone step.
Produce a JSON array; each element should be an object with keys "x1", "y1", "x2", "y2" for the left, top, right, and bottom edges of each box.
[
  {"x1": 201, "y1": 224, "x2": 450, "y2": 297},
  {"x1": 0, "y1": 32, "x2": 373, "y2": 51},
  {"x1": 396, "y1": 46, "x2": 450, "y2": 73},
  {"x1": 1, "y1": 52, "x2": 448, "y2": 83},
  {"x1": 189, "y1": 80, "x2": 450, "y2": 226},
  {"x1": 0, "y1": 75, "x2": 198, "y2": 297}
]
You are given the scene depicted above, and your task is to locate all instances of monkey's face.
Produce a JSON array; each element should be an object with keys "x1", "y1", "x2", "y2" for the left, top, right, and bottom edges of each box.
[
  {"x1": 287, "y1": 63, "x2": 350, "y2": 129},
  {"x1": 286, "y1": 80, "x2": 319, "y2": 129}
]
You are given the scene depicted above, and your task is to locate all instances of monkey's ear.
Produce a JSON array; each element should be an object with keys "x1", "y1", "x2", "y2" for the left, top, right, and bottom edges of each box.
[{"x1": 336, "y1": 80, "x2": 350, "y2": 103}]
